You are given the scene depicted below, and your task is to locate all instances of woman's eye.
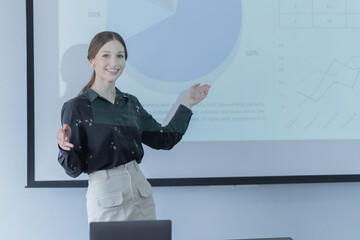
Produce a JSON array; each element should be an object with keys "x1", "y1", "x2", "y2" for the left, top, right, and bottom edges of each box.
[
  {"x1": 117, "y1": 54, "x2": 124, "y2": 58},
  {"x1": 103, "y1": 54, "x2": 110, "y2": 58}
]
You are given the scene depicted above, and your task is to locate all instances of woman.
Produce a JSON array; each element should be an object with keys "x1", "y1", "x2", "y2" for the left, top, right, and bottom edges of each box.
[{"x1": 56, "y1": 31, "x2": 210, "y2": 223}]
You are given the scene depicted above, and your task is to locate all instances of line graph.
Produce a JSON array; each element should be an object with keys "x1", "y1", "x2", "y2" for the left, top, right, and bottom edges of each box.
[{"x1": 297, "y1": 57, "x2": 360, "y2": 107}]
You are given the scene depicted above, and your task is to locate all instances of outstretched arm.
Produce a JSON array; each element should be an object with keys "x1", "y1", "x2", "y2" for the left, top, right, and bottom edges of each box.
[
  {"x1": 181, "y1": 83, "x2": 211, "y2": 109},
  {"x1": 57, "y1": 102, "x2": 86, "y2": 178}
]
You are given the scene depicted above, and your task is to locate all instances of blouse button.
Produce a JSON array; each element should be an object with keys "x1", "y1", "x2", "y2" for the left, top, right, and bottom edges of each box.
[{"x1": 107, "y1": 200, "x2": 114, "y2": 206}]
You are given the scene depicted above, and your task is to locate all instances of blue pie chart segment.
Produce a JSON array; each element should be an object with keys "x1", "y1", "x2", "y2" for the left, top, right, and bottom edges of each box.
[{"x1": 108, "y1": 0, "x2": 242, "y2": 83}]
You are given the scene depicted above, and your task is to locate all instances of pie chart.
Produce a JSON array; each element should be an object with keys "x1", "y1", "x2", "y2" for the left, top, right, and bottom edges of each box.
[{"x1": 108, "y1": 0, "x2": 242, "y2": 84}]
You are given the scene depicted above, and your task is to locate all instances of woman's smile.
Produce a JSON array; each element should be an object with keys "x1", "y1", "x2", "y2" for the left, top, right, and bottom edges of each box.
[{"x1": 106, "y1": 68, "x2": 120, "y2": 75}]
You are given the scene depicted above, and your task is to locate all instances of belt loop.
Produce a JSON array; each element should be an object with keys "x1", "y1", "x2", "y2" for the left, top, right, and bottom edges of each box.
[
  {"x1": 133, "y1": 160, "x2": 139, "y2": 171},
  {"x1": 104, "y1": 169, "x2": 109, "y2": 180}
]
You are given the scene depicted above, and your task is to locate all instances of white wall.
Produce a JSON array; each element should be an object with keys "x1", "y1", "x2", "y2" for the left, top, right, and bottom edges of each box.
[{"x1": 1, "y1": 0, "x2": 360, "y2": 239}]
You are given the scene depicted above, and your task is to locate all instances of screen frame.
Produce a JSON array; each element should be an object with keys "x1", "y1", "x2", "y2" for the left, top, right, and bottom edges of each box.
[{"x1": 26, "y1": 0, "x2": 360, "y2": 188}]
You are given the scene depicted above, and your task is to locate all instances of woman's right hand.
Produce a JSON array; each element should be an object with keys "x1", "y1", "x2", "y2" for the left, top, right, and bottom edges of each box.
[{"x1": 57, "y1": 124, "x2": 74, "y2": 151}]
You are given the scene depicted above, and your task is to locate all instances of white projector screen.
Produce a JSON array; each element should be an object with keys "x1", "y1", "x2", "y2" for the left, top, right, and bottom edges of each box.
[{"x1": 27, "y1": 0, "x2": 360, "y2": 187}]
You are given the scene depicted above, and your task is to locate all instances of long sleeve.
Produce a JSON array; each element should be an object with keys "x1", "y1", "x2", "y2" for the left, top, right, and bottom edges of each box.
[
  {"x1": 57, "y1": 100, "x2": 87, "y2": 178},
  {"x1": 140, "y1": 102, "x2": 193, "y2": 150}
]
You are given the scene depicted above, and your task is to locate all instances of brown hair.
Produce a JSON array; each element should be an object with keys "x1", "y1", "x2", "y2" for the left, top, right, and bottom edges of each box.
[{"x1": 79, "y1": 31, "x2": 128, "y2": 94}]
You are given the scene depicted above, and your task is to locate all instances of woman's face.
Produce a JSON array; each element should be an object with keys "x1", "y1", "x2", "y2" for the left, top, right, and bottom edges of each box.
[{"x1": 89, "y1": 40, "x2": 126, "y2": 84}]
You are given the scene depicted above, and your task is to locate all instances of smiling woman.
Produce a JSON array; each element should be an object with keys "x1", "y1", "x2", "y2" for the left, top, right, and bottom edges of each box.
[{"x1": 55, "y1": 31, "x2": 211, "y2": 223}]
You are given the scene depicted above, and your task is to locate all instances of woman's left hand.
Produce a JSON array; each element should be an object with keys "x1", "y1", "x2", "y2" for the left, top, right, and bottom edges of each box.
[{"x1": 181, "y1": 83, "x2": 211, "y2": 109}]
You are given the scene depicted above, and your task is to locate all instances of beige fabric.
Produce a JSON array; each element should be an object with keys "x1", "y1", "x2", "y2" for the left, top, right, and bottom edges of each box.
[{"x1": 86, "y1": 161, "x2": 156, "y2": 223}]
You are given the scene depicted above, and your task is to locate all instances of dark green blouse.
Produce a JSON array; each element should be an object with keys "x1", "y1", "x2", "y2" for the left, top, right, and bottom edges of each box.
[{"x1": 58, "y1": 88, "x2": 192, "y2": 178}]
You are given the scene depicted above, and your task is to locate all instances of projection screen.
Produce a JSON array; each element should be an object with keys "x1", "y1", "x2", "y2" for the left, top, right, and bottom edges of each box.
[{"x1": 27, "y1": 0, "x2": 360, "y2": 187}]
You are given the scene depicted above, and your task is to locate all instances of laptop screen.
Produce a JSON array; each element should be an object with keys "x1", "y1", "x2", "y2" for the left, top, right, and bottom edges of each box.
[{"x1": 90, "y1": 220, "x2": 171, "y2": 240}]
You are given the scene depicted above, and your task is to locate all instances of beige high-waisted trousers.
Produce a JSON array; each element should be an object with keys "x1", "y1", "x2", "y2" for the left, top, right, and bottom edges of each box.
[{"x1": 86, "y1": 160, "x2": 156, "y2": 223}]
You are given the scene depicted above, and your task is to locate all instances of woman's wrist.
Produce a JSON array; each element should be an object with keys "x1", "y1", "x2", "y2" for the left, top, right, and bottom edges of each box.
[{"x1": 180, "y1": 100, "x2": 193, "y2": 110}]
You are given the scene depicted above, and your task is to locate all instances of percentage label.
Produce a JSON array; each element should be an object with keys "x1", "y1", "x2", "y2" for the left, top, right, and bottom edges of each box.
[
  {"x1": 89, "y1": 11, "x2": 101, "y2": 17},
  {"x1": 246, "y1": 50, "x2": 258, "y2": 56}
]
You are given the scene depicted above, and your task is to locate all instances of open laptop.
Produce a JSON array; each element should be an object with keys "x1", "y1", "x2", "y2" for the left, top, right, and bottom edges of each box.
[
  {"x1": 228, "y1": 238, "x2": 293, "y2": 240},
  {"x1": 90, "y1": 220, "x2": 171, "y2": 240}
]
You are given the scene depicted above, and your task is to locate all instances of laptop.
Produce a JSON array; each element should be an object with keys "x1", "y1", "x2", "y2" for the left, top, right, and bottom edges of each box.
[
  {"x1": 228, "y1": 238, "x2": 292, "y2": 240},
  {"x1": 90, "y1": 220, "x2": 171, "y2": 240}
]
